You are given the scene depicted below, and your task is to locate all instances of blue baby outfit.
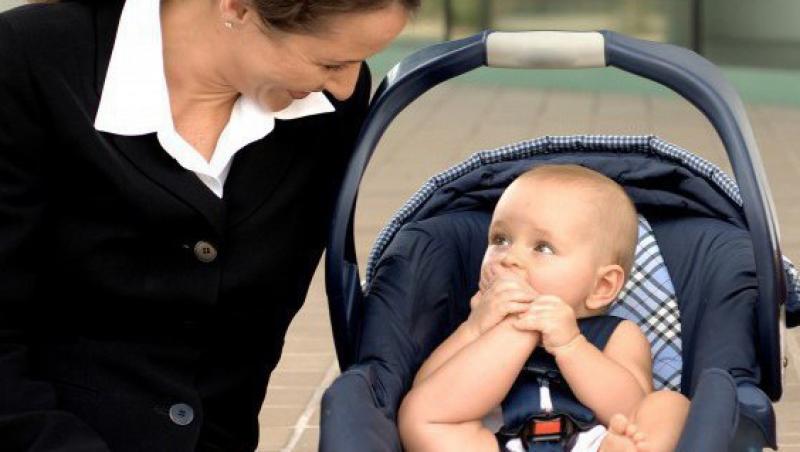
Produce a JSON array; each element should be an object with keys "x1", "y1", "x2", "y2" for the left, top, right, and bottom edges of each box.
[{"x1": 496, "y1": 316, "x2": 625, "y2": 451}]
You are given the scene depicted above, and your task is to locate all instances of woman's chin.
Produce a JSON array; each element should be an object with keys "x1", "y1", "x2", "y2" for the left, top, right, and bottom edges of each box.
[{"x1": 260, "y1": 92, "x2": 293, "y2": 112}]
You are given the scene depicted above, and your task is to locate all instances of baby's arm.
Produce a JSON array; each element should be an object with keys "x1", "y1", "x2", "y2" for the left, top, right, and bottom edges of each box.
[
  {"x1": 399, "y1": 317, "x2": 540, "y2": 451},
  {"x1": 402, "y1": 317, "x2": 540, "y2": 422},
  {"x1": 412, "y1": 314, "x2": 481, "y2": 386},
  {"x1": 399, "y1": 273, "x2": 538, "y2": 451},
  {"x1": 553, "y1": 320, "x2": 652, "y2": 424},
  {"x1": 414, "y1": 276, "x2": 536, "y2": 386}
]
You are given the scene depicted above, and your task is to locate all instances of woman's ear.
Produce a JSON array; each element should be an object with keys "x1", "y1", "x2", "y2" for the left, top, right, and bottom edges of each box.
[
  {"x1": 585, "y1": 264, "x2": 625, "y2": 311},
  {"x1": 219, "y1": 0, "x2": 249, "y2": 24}
]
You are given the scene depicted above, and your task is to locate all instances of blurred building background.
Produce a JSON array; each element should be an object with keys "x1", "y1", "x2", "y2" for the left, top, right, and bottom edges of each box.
[
  {"x1": 2, "y1": 0, "x2": 799, "y2": 70},
  {"x1": 402, "y1": 0, "x2": 800, "y2": 69}
]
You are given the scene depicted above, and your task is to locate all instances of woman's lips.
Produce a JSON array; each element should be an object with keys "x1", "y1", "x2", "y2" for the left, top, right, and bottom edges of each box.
[{"x1": 289, "y1": 91, "x2": 311, "y2": 100}]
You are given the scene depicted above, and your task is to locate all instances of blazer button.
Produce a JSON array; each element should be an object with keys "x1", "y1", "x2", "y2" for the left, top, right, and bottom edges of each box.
[
  {"x1": 169, "y1": 403, "x2": 194, "y2": 426},
  {"x1": 193, "y1": 241, "x2": 217, "y2": 263}
]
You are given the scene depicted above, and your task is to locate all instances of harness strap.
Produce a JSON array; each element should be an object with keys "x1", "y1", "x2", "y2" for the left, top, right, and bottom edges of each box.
[
  {"x1": 538, "y1": 377, "x2": 553, "y2": 413},
  {"x1": 526, "y1": 441, "x2": 562, "y2": 452},
  {"x1": 499, "y1": 316, "x2": 626, "y2": 451}
]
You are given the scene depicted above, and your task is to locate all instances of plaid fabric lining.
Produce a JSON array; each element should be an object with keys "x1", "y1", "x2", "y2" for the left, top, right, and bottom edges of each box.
[
  {"x1": 363, "y1": 135, "x2": 799, "y2": 391},
  {"x1": 784, "y1": 256, "x2": 800, "y2": 314},
  {"x1": 611, "y1": 218, "x2": 682, "y2": 390}
]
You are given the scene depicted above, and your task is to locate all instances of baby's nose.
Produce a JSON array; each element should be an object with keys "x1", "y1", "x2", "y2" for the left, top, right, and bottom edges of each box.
[{"x1": 500, "y1": 249, "x2": 524, "y2": 267}]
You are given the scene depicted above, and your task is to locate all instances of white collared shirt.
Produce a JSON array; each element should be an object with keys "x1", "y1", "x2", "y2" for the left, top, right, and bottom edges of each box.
[{"x1": 94, "y1": 0, "x2": 335, "y2": 198}]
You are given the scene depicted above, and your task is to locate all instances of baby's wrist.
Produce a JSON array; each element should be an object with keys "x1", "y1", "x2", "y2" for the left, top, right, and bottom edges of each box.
[
  {"x1": 460, "y1": 319, "x2": 482, "y2": 341},
  {"x1": 549, "y1": 334, "x2": 586, "y2": 358}
]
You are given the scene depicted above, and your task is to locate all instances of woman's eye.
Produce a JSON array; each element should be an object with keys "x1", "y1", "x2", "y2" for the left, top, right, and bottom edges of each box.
[
  {"x1": 534, "y1": 242, "x2": 554, "y2": 255},
  {"x1": 324, "y1": 64, "x2": 345, "y2": 72}
]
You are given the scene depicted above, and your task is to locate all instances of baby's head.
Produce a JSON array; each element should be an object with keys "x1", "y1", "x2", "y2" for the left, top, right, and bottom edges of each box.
[{"x1": 482, "y1": 164, "x2": 638, "y2": 317}]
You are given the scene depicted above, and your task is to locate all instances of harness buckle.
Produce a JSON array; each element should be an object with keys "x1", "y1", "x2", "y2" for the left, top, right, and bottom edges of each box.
[{"x1": 520, "y1": 414, "x2": 578, "y2": 448}]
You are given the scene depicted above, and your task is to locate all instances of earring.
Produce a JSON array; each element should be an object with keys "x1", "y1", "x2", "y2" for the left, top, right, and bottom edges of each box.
[{"x1": 224, "y1": 21, "x2": 233, "y2": 29}]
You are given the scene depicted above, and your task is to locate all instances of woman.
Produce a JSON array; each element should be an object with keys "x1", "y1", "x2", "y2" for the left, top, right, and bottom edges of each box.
[{"x1": 0, "y1": 0, "x2": 415, "y2": 450}]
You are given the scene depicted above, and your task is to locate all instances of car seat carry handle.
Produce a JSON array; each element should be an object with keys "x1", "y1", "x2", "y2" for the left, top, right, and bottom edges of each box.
[
  {"x1": 600, "y1": 30, "x2": 783, "y2": 401},
  {"x1": 326, "y1": 33, "x2": 489, "y2": 369},
  {"x1": 327, "y1": 31, "x2": 785, "y2": 398}
]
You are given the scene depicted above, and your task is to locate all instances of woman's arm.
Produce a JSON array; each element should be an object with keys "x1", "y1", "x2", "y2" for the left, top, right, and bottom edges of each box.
[
  {"x1": 0, "y1": 14, "x2": 110, "y2": 451},
  {"x1": 554, "y1": 320, "x2": 652, "y2": 424}
]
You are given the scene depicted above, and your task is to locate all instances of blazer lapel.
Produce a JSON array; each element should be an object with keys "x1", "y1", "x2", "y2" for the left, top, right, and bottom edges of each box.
[
  {"x1": 223, "y1": 124, "x2": 300, "y2": 227},
  {"x1": 94, "y1": 0, "x2": 124, "y2": 98},
  {"x1": 106, "y1": 133, "x2": 226, "y2": 235},
  {"x1": 92, "y1": 1, "x2": 224, "y2": 234}
]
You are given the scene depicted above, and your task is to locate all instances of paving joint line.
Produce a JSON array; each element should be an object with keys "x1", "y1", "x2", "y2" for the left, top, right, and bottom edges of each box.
[
  {"x1": 786, "y1": 327, "x2": 800, "y2": 386},
  {"x1": 281, "y1": 358, "x2": 339, "y2": 452}
]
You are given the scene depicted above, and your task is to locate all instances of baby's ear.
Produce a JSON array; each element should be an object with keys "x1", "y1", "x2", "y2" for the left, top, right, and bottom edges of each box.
[{"x1": 585, "y1": 264, "x2": 626, "y2": 311}]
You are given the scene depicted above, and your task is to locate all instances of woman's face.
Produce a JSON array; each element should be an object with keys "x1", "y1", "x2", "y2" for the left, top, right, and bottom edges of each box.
[{"x1": 225, "y1": 2, "x2": 408, "y2": 111}]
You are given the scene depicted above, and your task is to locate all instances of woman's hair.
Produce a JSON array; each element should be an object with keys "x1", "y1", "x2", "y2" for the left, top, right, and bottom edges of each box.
[
  {"x1": 30, "y1": 1, "x2": 419, "y2": 33},
  {"x1": 250, "y1": 0, "x2": 420, "y2": 33}
]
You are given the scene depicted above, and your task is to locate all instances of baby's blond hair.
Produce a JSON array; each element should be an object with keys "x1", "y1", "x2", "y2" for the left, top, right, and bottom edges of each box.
[{"x1": 518, "y1": 164, "x2": 638, "y2": 279}]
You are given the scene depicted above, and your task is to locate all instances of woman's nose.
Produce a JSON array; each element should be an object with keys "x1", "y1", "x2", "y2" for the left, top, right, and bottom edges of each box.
[{"x1": 324, "y1": 64, "x2": 361, "y2": 101}]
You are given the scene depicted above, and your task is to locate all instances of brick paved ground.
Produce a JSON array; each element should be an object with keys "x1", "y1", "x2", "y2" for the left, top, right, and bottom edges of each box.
[{"x1": 258, "y1": 85, "x2": 800, "y2": 451}]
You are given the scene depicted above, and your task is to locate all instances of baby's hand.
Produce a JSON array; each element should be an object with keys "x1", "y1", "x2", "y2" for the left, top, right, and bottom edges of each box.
[
  {"x1": 478, "y1": 261, "x2": 498, "y2": 293},
  {"x1": 513, "y1": 295, "x2": 581, "y2": 355},
  {"x1": 466, "y1": 272, "x2": 537, "y2": 337}
]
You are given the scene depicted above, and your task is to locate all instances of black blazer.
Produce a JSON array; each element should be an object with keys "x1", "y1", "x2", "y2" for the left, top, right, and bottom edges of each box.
[{"x1": 0, "y1": 1, "x2": 370, "y2": 450}]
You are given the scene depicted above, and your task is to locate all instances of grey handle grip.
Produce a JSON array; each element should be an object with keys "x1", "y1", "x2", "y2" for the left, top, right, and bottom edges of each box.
[{"x1": 486, "y1": 31, "x2": 605, "y2": 68}]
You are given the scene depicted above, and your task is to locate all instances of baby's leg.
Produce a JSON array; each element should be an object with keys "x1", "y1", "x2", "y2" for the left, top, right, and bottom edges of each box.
[
  {"x1": 600, "y1": 390, "x2": 689, "y2": 452},
  {"x1": 398, "y1": 418, "x2": 500, "y2": 452},
  {"x1": 629, "y1": 390, "x2": 689, "y2": 451}
]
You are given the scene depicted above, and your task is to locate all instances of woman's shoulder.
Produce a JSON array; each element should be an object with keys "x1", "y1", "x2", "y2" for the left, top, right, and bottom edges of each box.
[
  {"x1": 1, "y1": 1, "x2": 89, "y2": 34},
  {"x1": 0, "y1": 0, "x2": 125, "y2": 98},
  {"x1": 0, "y1": 1, "x2": 119, "y2": 61}
]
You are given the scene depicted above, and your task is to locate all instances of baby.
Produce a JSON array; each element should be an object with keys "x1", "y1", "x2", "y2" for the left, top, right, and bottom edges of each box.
[{"x1": 399, "y1": 164, "x2": 689, "y2": 452}]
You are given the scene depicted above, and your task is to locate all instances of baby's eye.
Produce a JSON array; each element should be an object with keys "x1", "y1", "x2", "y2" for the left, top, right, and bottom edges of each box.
[
  {"x1": 491, "y1": 234, "x2": 510, "y2": 246},
  {"x1": 534, "y1": 242, "x2": 555, "y2": 255}
]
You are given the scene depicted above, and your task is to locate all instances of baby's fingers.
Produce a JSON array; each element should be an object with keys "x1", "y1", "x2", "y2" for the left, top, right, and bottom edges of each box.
[
  {"x1": 494, "y1": 289, "x2": 537, "y2": 307},
  {"x1": 480, "y1": 263, "x2": 497, "y2": 288},
  {"x1": 490, "y1": 277, "x2": 529, "y2": 293},
  {"x1": 469, "y1": 292, "x2": 482, "y2": 310},
  {"x1": 479, "y1": 271, "x2": 491, "y2": 292},
  {"x1": 531, "y1": 294, "x2": 564, "y2": 306},
  {"x1": 513, "y1": 312, "x2": 541, "y2": 331},
  {"x1": 501, "y1": 300, "x2": 530, "y2": 316}
]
